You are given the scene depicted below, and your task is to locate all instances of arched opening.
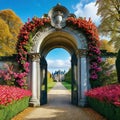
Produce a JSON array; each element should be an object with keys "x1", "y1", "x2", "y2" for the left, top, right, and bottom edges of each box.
[
  {"x1": 39, "y1": 31, "x2": 79, "y2": 105},
  {"x1": 17, "y1": 4, "x2": 101, "y2": 107},
  {"x1": 46, "y1": 48, "x2": 71, "y2": 104}
]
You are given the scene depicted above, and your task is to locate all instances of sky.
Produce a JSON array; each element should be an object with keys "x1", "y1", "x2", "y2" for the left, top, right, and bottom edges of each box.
[{"x1": 0, "y1": 0, "x2": 102, "y2": 73}]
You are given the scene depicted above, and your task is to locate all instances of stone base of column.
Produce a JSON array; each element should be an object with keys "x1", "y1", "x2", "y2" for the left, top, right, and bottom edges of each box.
[
  {"x1": 78, "y1": 98, "x2": 87, "y2": 107},
  {"x1": 29, "y1": 98, "x2": 40, "y2": 107}
]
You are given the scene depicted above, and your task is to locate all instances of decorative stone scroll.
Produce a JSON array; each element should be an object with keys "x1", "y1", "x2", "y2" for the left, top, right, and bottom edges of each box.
[
  {"x1": 29, "y1": 53, "x2": 40, "y2": 62},
  {"x1": 76, "y1": 49, "x2": 88, "y2": 57}
]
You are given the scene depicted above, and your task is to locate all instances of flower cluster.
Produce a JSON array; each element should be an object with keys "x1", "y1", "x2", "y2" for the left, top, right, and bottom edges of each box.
[
  {"x1": 85, "y1": 84, "x2": 120, "y2": 107},
  {"x1": 0, "y1": 16, "x2": 102, "y2": 88},
  {"x1": 0, "y1": 64, "x2": 14, "y2": 81},
  {"x1": 0, "y1": 85, "x2": 31, "y2": 106},
  {"x1": 0, "y1": 18, "x2": 50, "y2": 88},
  {"x1": 66, "y1": 17, "x2": 102, "y2": 81},
  {"x1": 0, "y1": 63, "x2": 28, "y2": 87},
  {"x1": 16, "y1": 17, "x2": 50, "y2": 87}
]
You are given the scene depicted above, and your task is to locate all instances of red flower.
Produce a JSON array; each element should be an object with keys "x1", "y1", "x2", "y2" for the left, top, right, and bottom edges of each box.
[
  {"x1": 0, "y1": 85, "x2": 31, "y2": 106},
  {"x1": 86, "y1": 84, "x2": 120, "y2": 107}
]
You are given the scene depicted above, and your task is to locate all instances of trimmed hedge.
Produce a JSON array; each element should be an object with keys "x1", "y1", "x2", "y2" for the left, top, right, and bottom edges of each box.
[
  {"x1": 0, "y1": 97, "x2": 30, "y2": 120},
  {"x1": 87, "y1": 97, "x2": 120, "y2": 120}
]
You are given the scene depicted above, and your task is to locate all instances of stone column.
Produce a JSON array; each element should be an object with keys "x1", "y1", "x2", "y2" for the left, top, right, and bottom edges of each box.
[
  {"x1": 77, "y1": 49, "x2": 89, "y2": 107},
  {"x1": 29, "y1": 53, "x2": 40, "y2": 106}
]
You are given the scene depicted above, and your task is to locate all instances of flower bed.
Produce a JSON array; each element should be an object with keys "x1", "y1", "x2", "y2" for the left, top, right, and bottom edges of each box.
[
  {"x1": 86, "y1": 84, "x2": 120, "y2": 120},
  {"x1": 0, "y1": 85, "x2": 31, "y2": 120}
]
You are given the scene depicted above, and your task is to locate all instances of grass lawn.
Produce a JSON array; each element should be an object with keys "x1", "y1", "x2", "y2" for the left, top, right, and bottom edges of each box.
[
  {"x1": 47, "y1": 81, "x2": 56, "y2": 92},
  {"x1": 62, "y1": 81, "x2": 71, "y2": 91},
  {"x1": 47, "y1": 71, "x2": 56, "y2": 92}
]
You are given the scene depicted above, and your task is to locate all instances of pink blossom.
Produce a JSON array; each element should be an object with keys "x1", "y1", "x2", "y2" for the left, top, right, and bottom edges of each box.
[
  {"x1": 0, "y1": 85, "x2": 31, "y2": 106},
  {"x1": 86, "y1": 84, "x2": 120, "y2": 107}
]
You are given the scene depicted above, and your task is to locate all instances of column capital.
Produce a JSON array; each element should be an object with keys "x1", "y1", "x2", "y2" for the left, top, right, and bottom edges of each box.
[
  {"x1": 76, "y1": 49, "x2": 88, "y2": 57},
  {"x1": 29, "y1": 53, "x2": 40, "y2": 62}
]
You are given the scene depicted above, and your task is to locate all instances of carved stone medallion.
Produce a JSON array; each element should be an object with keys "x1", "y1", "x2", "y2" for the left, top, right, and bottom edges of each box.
[{"x1": 48, "y1": 3, "x2": 69, "y2": 29}]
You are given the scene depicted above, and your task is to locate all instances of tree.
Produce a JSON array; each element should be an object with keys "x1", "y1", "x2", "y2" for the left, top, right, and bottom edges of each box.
[
  {"x1": 96, "y1": 0, "x2": 120, "y2": 51},
  {"x1": 100, "y1": 39, "x2": 115, "y2": 52},
  {"x1": 100, "y1": 39, "x2": 116, "y2": 70},
  {"x1": 64, "y1": 68, "x2": 71, "y2": 83},
  {"x1": 0, "y1": 18, "x2": 14, "y2": 56},
  {"x1": 0, "y1": 9, "x2": 23, "y2": 56}
]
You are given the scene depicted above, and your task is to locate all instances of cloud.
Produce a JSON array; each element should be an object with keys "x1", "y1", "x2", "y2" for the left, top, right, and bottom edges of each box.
[
  {"x1": 73, "y1": 1, "x2": 101, "y2": 25},
  {"x1": 47, "y1": 58, "x2": 71, "y2": 73},
  {"x1": 100, "y1": 35, "x2": 110, "y2": 41}
]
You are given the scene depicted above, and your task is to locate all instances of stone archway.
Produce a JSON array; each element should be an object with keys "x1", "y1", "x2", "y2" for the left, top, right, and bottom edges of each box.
[
  {"x1": 17, "y1": 4, "x2": 101, "y2": 107},
  {"x1": 29, "y1": 24, "x2": 89, "y2": 107}
]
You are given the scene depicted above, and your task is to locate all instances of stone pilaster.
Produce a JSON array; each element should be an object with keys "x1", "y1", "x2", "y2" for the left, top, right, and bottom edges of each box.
[
  {"x1": 76, "y1": 49, "x2": 88, "y2": 107},
  {"x1": 29, "y1": 53, "x2": 40, "y2": 107}
]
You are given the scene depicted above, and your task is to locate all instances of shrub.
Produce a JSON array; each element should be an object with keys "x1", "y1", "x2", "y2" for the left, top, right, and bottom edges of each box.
[
  {"x1": 64, "y1": 68, "x2": 71, "y2": 84},
  {"x1": 0, "y1": 85, "x2": 31, "y2": 120},
  {"x1": 87, "y1": 97, "x2": 120, "y2": 120},
  {"x1": 0, "y1": 97, "x2": 30, "y2": 120},
  {"x1": 86, "y1": 84, "x2": 120, "y2": 120},
  {"x1": 0, "y1": 85, "x2": 31, "y2": 106},
  {"x1": 99, "y1": 61, "x2": 117, "y2": 85}
]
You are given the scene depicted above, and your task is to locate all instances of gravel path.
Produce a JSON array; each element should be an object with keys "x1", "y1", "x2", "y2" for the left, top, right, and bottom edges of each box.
[{"x1": 23, "y1": 82, "x2": 106, "y2": 120}]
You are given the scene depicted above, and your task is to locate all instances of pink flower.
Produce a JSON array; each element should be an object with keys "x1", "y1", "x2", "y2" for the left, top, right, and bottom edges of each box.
[
  {"x1": 0, "y1": 85, "x2": 31, "y2": 106},
  {"x1": 86, "y1": 84, "x2": 120, "y2": 107},
  {"x1": 114, "y1": 102, "x2": 120, "y2": 107}
]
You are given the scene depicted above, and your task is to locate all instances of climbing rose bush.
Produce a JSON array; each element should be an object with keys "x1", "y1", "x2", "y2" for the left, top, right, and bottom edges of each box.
[
  {"x1": 66, "y1": 17, "x2": 102, "y2": 81},
  {"x1": 0, "y1": 85, "x2": 31, "y2": 106},
  {"x1": 12, "y1": 16, "x2": 101, "y2": 88},
  {"x1": 0, "y1": 17, "x2": 102, "y2": 88},
  {"x1": 16, "y1": 17, "x2": 51, "y2": 88},
  {"x1": 85, "y1": 84, "x2": 120, "y2": 107},
  {"x1": 0, "y1": 18, "x2": 51, "y2": 88}
]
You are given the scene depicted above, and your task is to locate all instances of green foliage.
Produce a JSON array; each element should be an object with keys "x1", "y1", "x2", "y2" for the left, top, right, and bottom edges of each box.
[
  {"x1": 87, "y1": 97, "x2": 120, "y2": 120},
  {"x1": 62, "y1": 69, "x2": 71, "y2": 91},
  {"x1": 62, "y1": 81, "x2": 71, "y2": 91},
  {"x1": 0, "y1": 97, "x2": 30, "y2": 120},
  {"x1": 24, "y1": 33, "x2": 33, "y2": 52},
  {"x1": 100, "y1": 39, "x2": 115, "y2": 52},
  {"x1": 0, "y1": 18, "x2": 13, "y2": 56},
  {"x1": 47, "y1": 71, "x2": 56, "y2": 91},
  {"x1": 47, "y1": 81, "x2": 56, "y2": 92},
  {"x1": 0, "y1": 9, "x2": 23, "y2": 56},
  {"x1": 99, "y1": 60, "x2": 118, "y2": 85},
  {"x1": 96, "y1": 0, "x2": 120, "y2": 51},
  {"x1": 90, "y1": 80, "x2": 102, "y2": 88},
  {"x1": 116, "y1": 49, "x2": 120, "y2": 83},
  {"x1": 64, "y1": 68, "x2": 71, "y2": 84},
  {"x1": 0, "y1": 78, "x2": 5, "y2": 85}
]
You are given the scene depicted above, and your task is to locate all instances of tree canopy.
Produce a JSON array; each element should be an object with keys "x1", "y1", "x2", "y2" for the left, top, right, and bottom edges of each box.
[
  {"x1": 0, "y1": 9, "x2": 23, "y2": 56},
  {"x1": 0, "y1": 18, "x2": 13, "y2": 56},
  {"x1": 96, "y1": 0, "x2": 120, "y2": 51},
  {"x1": 100, "y1": 39, "x2": 115, "y2": 52}
]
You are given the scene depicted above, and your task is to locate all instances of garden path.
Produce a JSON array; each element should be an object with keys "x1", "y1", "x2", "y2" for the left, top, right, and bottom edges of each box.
[{"x1": 23, "y1": 82, "x2": 106, "y2": 120}]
